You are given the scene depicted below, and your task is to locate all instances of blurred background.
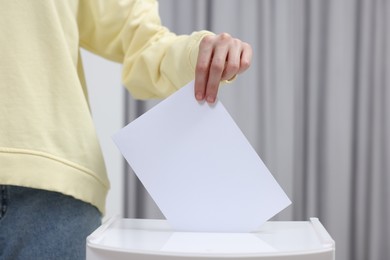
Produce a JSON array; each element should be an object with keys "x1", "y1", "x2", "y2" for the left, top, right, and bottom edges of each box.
[{"x1": 81, "y1": 1, "x2": 389, "y2": 260}]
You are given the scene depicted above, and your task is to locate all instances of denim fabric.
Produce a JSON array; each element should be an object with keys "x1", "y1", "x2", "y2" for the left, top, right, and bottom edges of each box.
[{"x1": 0, "y1": 185, "x2": 101, "y2": 260}]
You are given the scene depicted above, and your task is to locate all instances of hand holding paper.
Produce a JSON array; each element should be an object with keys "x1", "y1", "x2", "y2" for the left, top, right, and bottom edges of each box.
[
  {"x1": 113, "y1": 81, "x2": 291, "y2": 232},
  {"x1": 195, "y1": 33, "x2": 252, "y2": 103}
]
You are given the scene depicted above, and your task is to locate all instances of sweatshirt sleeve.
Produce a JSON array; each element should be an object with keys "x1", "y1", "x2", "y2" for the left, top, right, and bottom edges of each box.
[{"x1": 77, "y1": 0, "x2": 213, "y2": 99}]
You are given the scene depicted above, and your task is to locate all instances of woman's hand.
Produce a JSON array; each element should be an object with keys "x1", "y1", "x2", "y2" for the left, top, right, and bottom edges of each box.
[{"x1": 195, "y1": 33, "x2": 252, "y2": 103}]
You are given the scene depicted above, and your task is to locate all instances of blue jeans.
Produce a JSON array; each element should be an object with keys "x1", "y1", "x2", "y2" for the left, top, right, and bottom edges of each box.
[{"x1": 0, "y1": 185, "x2": 101, "y2": 260}]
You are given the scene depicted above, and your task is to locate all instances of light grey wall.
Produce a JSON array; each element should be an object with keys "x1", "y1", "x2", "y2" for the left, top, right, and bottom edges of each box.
[{"x1": 81, "y1": 49, "x2": 124, "y2": 220}]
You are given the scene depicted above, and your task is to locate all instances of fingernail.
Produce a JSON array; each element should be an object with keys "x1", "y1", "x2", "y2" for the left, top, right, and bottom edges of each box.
[
  {"x1": 206, "y1": 96, "x2": 215, "y2": 103},
  {"x1": 196, "y1": 92, "x2": 203, "y2": 100}
]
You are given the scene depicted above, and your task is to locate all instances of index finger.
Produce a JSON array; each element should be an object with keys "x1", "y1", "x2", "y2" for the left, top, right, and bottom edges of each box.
[{"x1": 194, "y1": 37, "x2": 213, "y2": 101}]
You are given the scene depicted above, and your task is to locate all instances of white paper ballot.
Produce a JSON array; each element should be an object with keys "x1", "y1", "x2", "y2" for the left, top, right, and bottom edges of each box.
[{"x1": 112, "y1": 81, "x2": 291, "y2": 232}]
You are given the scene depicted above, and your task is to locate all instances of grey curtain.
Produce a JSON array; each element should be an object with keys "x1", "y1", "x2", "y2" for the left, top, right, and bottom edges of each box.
[{"x1": 124, "y1": 1, "x2": 390, "y2": 260}]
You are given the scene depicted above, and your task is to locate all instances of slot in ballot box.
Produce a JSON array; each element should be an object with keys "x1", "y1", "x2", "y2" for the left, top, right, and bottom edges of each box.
[{"x1": 86, "y1": 218, "x2": 335, "y2": 260}]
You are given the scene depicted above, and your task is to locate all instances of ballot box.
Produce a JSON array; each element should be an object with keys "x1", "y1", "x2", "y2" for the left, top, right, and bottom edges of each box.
[{"x1": 86, "y1": 217, "x2": 335, "y2": 260}]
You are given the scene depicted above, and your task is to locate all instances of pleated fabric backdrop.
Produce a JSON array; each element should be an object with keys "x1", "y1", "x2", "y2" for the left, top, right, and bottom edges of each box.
[{"x1": 123, "y1": 1, "x2": 390, "y2": 259}]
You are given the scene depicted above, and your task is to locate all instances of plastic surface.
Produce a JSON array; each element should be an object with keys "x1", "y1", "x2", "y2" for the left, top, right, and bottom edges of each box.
[{"x1": 86, "y1": 218, "x2": 335, "y2": 260}]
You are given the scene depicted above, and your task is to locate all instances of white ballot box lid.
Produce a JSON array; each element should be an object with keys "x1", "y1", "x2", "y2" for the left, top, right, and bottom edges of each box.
[{"x1": 86, "y1": 218, "x2": 335, "y2": 260}]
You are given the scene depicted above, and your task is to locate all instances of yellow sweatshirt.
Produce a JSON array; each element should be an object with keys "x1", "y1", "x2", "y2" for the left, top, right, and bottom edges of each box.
[{"x1": 0, "y1": 0, "x2": 212, "y2": 213}]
